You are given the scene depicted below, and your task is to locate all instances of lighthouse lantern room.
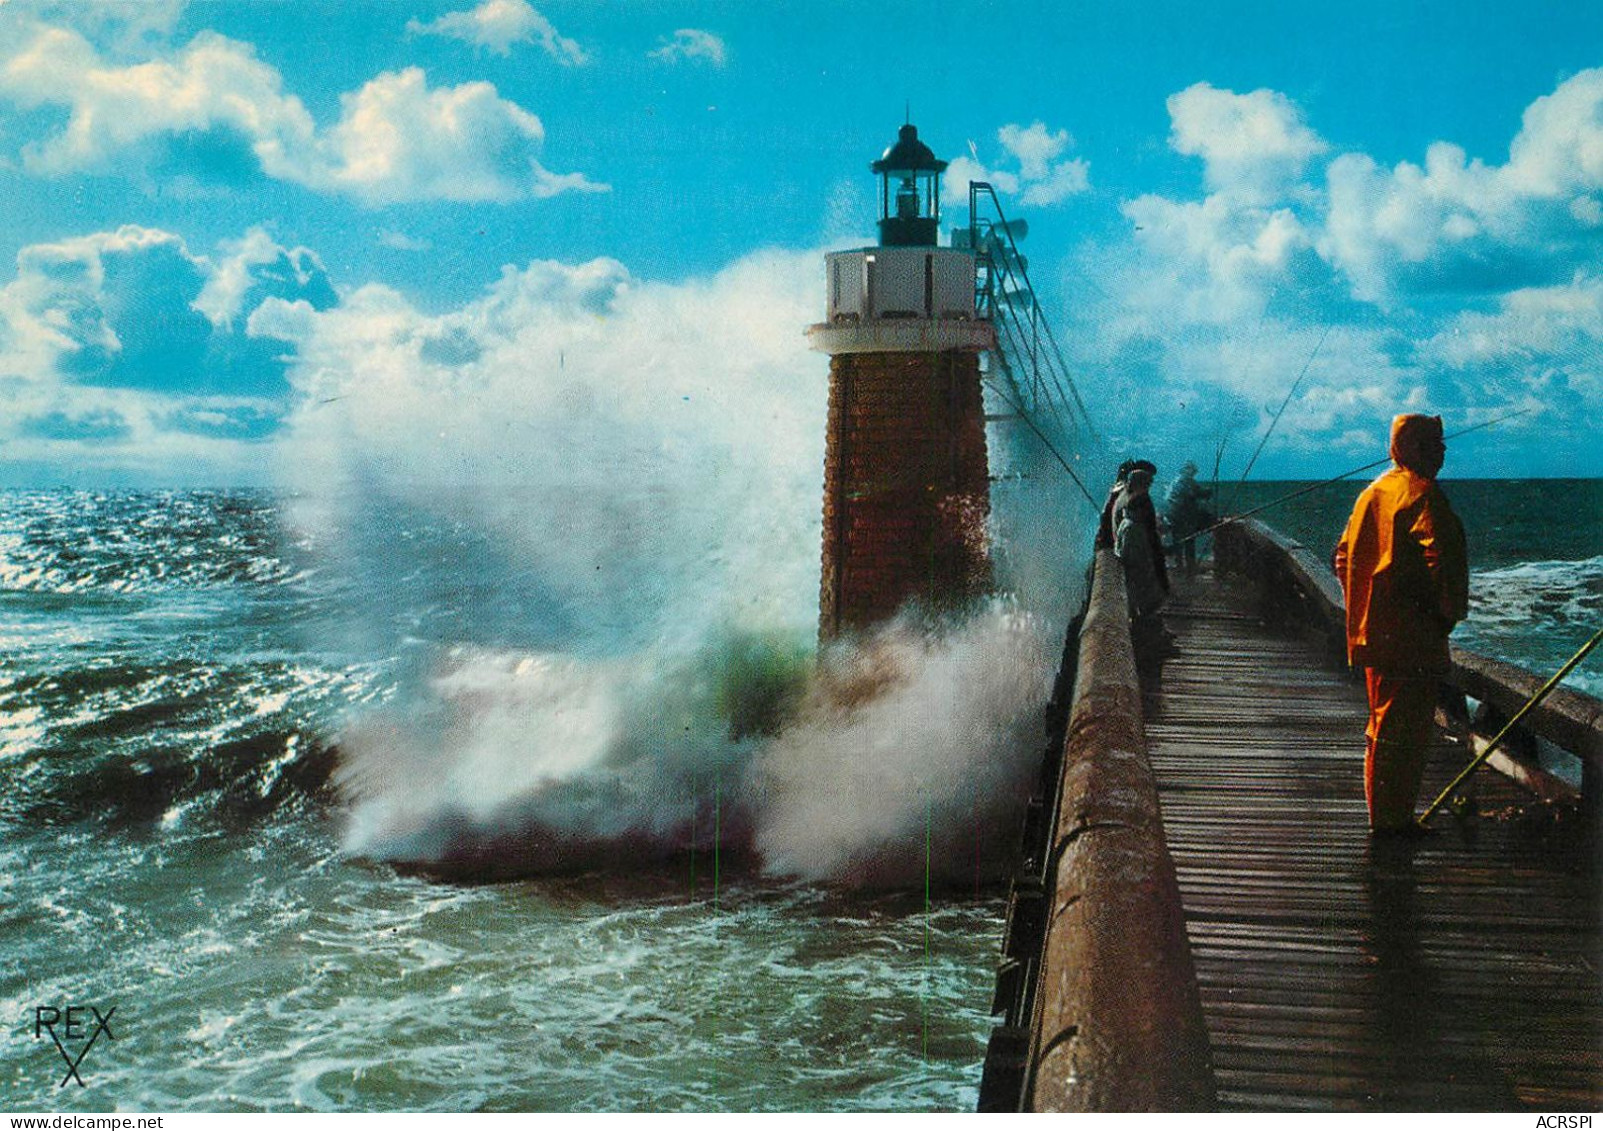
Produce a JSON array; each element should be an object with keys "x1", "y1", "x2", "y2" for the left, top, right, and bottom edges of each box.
[{"x1": 875, "y1": 121, "x2": 944, "y2": 247}]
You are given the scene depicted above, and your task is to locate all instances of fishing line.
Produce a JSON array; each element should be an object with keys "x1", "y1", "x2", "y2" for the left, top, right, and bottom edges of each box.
[
  {"x1": 1177, "y1": 407, "x2": 1534, "y2": 546},
  {"x1": 1418, "y1": 622, "x2": 1603, "y2": 826},
  {"x1": 1238, "y1": 322, "x2": 1332, "y2": 485},
  {"x1": 983, "y1": 377, "x2": 1100, "y2": 510}
]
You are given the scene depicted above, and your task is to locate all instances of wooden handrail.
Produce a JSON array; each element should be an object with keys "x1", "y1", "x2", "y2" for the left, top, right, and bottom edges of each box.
[{"x1": 1213, "y1": 517, "x2": 1603, "y2": 812}]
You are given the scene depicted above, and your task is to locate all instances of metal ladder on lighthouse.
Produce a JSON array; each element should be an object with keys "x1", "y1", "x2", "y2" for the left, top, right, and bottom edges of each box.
[{"x1": 962, "y1": 182, "x2": 1099, "y2": 458}]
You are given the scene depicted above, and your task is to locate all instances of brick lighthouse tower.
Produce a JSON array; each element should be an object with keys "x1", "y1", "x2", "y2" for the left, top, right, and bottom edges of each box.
[{"x1": 807, "y1": 123, "x2": 996, "y2": 640}]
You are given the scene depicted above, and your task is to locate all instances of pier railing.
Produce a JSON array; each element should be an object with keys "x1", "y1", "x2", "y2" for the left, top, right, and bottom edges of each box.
[
  {"x1": 1213, "y1": 517, "x2": 1603, "y2": 821},
  {"x1": 980, "y1": 548, "x2": 1215, "y2": 1111}
]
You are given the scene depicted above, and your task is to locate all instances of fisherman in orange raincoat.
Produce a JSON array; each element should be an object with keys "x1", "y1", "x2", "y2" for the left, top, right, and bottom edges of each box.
[{"x1": 1333, "y1": 414, "x2": 1469, "y2": 833}]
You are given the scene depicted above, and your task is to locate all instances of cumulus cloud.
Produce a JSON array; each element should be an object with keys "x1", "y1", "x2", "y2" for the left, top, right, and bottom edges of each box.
[
  {"x1": 1061, "y1": 70, "x2": 1603, "y2": 477},
  {"x1": 1419, "y1": 272, "x2": 1603, "y2": 434},
  {"x1": 998, "y1": 122, "x2": 1091, "y2": 205},
  {"x1": 0, "y1": 23, "x2": 604, "y2": 204},
  {"x1": 406, "y1": 0, "x2": 588, "y2": 64},
  {"x1": 377, "y1": 229, "x2": 433, "y2": 253},
  {"x1": 0, "y1": 224, "x2": 338, "y2": 482},
  {"x1": 0, "y1": 26, "x2": 314, "y2": 178},
  {"x1": 1320, "y1": 68, "x2": 1603, "y2": 302},
  {"x1": 9, "y1": 0, "x2": 185, "y2": 57},
  {"x1": 944, "y1": 121, "x2": 1089, "y2": 208},
  {"x1": 1119, "y1": 83, "x2": 1330, "y2": 310},
  {"x1": 1119, "y1": 193, "x2": 1320, "y2": 322},
  {"x1": 318, "y1": 66, "x2": 605, "y2": 204},
  {"x1": 195, "y1": 227, "x2": 336, "y2": 328},
  {"x1": 648, "y1": 28, "x2": 727, "y2": 67},
  {"x1": 1167, "y1": 81, "x2": 1326, "y2": 200}
]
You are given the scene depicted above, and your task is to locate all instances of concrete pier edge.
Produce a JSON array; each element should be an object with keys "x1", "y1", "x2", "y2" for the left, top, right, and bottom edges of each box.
[{"x1": 1025, "y1": 548, "x2": 1216, "y2": 1111}]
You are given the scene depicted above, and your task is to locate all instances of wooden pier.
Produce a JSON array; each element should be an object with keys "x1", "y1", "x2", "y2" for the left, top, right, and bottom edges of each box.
[
  {"x1": 1151, "y1": 563, "x2": 1602, "y2": 1110},
  {"x1": 984, "y1": 521, "x2": 1602, "y2": 1112}
]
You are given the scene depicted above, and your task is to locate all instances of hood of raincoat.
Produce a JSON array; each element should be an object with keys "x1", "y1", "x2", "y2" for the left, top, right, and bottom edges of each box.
[{"x1": 1389, "y1": 414, "x2": 1444, "y2": 478}]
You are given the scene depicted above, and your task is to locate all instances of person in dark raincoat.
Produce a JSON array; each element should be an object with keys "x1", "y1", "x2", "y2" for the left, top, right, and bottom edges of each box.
[
  {"x1": 1163, "y1": 461, "x2": 1214, "y2": 573},
  {"x1": 1333, "y1": 414, "x2": 1469, "y2": 834},
  {"x1": 1113, "y1": 466, "x2": 1170, "y2": 630},
  {"x1": 1098, "y1": 459, "x2": 1156, "y2": 549}
]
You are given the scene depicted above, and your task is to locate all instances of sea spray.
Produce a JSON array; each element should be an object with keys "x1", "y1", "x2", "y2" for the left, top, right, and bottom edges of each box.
[
  {"x1": 750, "y1": 605, "x2": 1052, "y2": 885},
  {"x1": 269, "y1": 251, "x2": 827, "y2": 655},
  {"x1": 268, "y1": 247, "x2": 1088, "y2": 883},
  {"x1": 334, "y1": 605, "x2": 1051, "y2": 884},
  {"x1": 334, "y1": 634, "x2": 790, "y2": 876}
]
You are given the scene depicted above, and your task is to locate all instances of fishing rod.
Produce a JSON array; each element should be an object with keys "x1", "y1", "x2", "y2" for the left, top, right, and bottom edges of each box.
[
  {"x1": 1417, "y1": 622, "x2": 1603, "y2": 826},
  {"x1": 1177, "y1": 406, "x2": 1534, "y2": 546}
]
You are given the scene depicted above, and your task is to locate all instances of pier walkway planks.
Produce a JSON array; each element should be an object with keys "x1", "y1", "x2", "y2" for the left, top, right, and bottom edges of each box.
[{"x1": 1143, "y1": 566, "x2": 1602, "y2": 1111}]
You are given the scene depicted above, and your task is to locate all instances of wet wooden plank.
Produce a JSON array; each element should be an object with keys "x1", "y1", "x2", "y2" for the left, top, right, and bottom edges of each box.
[{"x1": 1142, "y1": 566, "x2": 1603, "y2": 1112}]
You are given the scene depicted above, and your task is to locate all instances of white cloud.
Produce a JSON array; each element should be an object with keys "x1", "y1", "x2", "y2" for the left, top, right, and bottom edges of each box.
[
  {"x1": 1320, "y1": 68, "x2": 1603, "y2": 302},
  {"x1": 648, "y1": 29, "x2": 727, "y2": 67},
  {"x1": 1414, "y1": 277, "x2": 1603, "y2": 455},
  {"x1": 194, "y1": 226, "x2": 334, "y2": 327},
  {"x1": 406, "y1": 0, "x2": 588, "y2": 64},
  {"x1": 998, "y1": 122, "x2": 1070, "y2": 181},
  {"x1": 0, "y1": 23, "x2": 604, "y2": 204},
  {"x1": 1020, "y1": 161, "x2": 1092, "y2": 207},
  {"x1": 1503, "y1": 68, "x2": 1603, "y2": 197},
  {"x1": 1, "y1": 26, "x2": 316, "y2": 177},
  {"x1": 1167, "y1": 82, "x2": 1327, "y2": 200},
  {"x1": 944, "y1": 153, "x2": 1016, "y2": 197},
  {"x1": 1425, "y1": 273, "x2": 1603, "y2": 375},
  {"x1": 1, "y1": 226, "x2": 194, "y2": 387},
  {"x1": 943, "y1": 121, "x2": 1090, "y2": 209},
  {"x1": 1061, "y1": 70, "x2": 1603, "y2": 476},
  {"x1": 0, "y1": 224, "x2": 338, "y2": 483},
  {"x1": 1, "y1": 225, "x2": 330, "y2": 397},
  {"x1": 998, "y1": 122, "x2": 1091, "y2": 206},
  {"x1": 1105, "y1": 87, "x2": 1327, "y2": 328},
  {"x1": 317, "y1": 67, "x2": 604, "y2": 204},
  {"x1": 1053, "y1": 84, "x2": 1430, "y2": 471},
  {"x1": 378, "y1": 229, "x2": 433, "y2": 253},
  {"x1": 1120, "y1": 193, "x2": 1317, "y2": 322}
]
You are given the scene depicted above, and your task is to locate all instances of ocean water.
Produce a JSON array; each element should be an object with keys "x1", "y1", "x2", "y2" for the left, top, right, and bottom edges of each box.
[
  {"x1": 2, "y1": 480, "x2": 1595, "y2": 1111},
  {"x1": 0, "y1": 489, "x2": 1036, "y2": 1112}
]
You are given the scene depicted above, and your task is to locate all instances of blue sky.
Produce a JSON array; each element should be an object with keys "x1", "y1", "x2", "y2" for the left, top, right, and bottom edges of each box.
[{"x1": 1, "y1": 0, "x2": 1601, "y2": 486}]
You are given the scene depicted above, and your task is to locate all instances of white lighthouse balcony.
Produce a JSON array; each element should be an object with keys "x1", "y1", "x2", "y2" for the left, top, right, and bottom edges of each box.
[{"x1": 806, "y1": 247, "x2": 995, "y2": 355}]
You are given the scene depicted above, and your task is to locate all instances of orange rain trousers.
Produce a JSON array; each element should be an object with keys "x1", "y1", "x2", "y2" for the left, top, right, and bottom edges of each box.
[{"x1": 1364, "y1": 669, "x2": 1438, "y2": 831}]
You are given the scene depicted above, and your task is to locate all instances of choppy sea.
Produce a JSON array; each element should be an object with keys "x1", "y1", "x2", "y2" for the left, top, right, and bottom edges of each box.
[{"x1": 1, "y1": 479, "x2": 1597, "y2": 1111}]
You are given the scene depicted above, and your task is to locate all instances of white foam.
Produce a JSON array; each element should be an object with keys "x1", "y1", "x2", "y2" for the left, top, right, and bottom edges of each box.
[
  {"x1": 751, "y1": 607, "x2": 1052, "y2": 884},
  {"x1": 273, "y1": 249, "x2": 1089, "y2": 881}
]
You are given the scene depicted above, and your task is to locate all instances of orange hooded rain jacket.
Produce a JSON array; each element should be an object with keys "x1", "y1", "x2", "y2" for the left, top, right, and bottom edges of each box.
[{"x1": 1333, "y1": 415, "x2": 1469, "y2": 674}]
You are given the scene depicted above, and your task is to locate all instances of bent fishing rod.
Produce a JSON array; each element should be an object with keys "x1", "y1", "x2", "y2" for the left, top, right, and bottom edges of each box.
[
  {"x1": 1417, "y1": 621, "x2": 1603, "y2": 826},
  {"x1": 1176, "y1": 406, "x2": 1533, "y2": 546}
]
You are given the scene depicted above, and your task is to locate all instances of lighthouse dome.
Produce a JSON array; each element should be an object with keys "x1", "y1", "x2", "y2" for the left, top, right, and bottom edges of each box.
[{"x1": 871, "y1": 124, "x2": 948, "y2": 174}]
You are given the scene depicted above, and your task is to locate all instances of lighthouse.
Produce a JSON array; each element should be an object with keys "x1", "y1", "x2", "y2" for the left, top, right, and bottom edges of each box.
[{"x1": 808, "y1": 123, "x2": 996, "y2": 640}]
